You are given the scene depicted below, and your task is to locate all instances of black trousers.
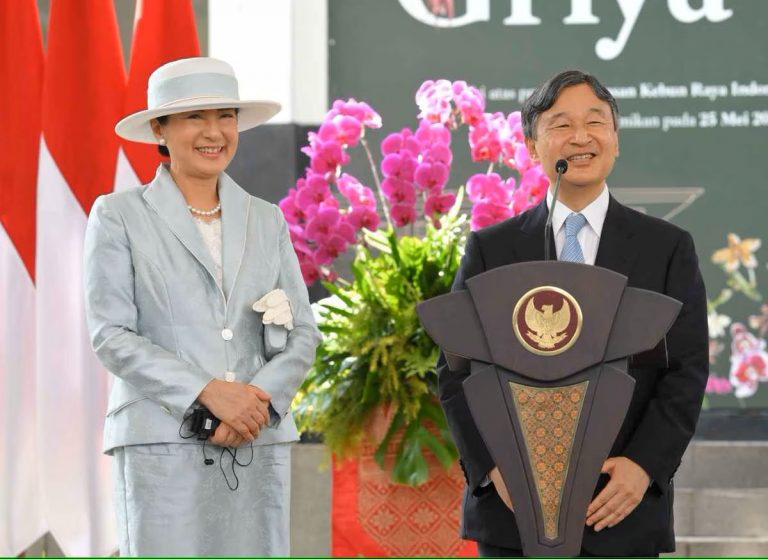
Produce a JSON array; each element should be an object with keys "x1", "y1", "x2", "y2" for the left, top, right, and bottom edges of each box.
[{"x1": 477, "y1": 542, "x2": 659, "y2": 558}]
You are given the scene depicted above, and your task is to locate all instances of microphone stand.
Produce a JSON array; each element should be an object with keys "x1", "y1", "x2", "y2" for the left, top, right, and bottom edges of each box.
[{"x1": 544, "y1": 159, "x2": 569, "y2": 261}]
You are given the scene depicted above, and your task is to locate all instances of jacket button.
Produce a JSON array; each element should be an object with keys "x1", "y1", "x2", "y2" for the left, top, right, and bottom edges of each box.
[{"x1": 221, "y1": 328, "x2": 233, "y2": 341}]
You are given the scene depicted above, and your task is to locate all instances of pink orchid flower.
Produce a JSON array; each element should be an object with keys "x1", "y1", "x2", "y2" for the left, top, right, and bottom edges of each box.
[
  {"x1": 471, "y1": 201, "x2": 514, "y2": 230},
  {"x1": 390, "y1": 203, "x2": 417, "y2": 227},
  {"x1": 346, "y1": 206, "x2": 380, "y2": 231},
  {"x1": 381, "y1": 153, "x2": 417, "y2": 182},
  {"x1": 381, "y1": 177, "x2": 417, "y2": 205},
  {"x1": 305, "y1": 206, "x2": 341, "y2": 242},
  {"x1": 414, "y1": 161, "x2": 449, "y2": 192}
]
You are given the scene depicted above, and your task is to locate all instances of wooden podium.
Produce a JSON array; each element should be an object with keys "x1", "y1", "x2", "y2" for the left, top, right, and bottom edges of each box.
[{"x1": 417, "y1": 261, "x2": 681, "y2": 556}]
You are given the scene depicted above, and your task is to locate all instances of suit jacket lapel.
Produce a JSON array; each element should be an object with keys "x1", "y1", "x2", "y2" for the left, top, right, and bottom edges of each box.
[
  {"x1": 218, "y1": 172, "x2": 250, "y2": 301},
  {"x1": 142, "y1": 165, "x2": 220, "y2": 287},
  {"x1": 594, "y1": 195, "x2": 637, "y2": 277},
  {"x1": 517, "y1": 199, "x2": 553, "y2": 263}
]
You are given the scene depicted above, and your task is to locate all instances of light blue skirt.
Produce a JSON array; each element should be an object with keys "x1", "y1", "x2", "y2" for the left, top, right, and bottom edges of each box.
[{"x1": 112, "y1": 442, "x2": 292, "y2": 556}]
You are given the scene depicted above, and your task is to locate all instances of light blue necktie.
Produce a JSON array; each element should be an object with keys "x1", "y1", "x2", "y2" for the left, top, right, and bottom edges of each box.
[{"x1": 560, "y1": 213, "x2": 587, "y2": 263}]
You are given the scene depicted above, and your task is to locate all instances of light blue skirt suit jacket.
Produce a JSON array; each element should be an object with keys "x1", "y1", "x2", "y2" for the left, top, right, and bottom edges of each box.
[{"x1": 84, "y1": 164, "x2": 321, "y2": 454}]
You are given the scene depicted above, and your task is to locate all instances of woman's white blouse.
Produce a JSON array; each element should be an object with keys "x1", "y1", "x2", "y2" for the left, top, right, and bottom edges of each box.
[{"x1": 194, "y1": 216, "x2": 224, "y2": 293}]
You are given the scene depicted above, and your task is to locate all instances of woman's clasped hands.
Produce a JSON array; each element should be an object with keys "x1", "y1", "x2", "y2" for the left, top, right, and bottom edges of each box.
[{"x1": 198, "y1": 378, "x2": 272, "y2": 447}]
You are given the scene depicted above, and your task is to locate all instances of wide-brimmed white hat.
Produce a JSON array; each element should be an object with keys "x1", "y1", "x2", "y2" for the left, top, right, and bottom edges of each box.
[{"x1": 115, "y1": 57, "x2": 281, "y2": 144}]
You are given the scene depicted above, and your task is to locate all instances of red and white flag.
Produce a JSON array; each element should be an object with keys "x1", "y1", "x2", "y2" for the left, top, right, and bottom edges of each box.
[
  {"x1": 36, "y1": 0, "x2": 126, "y2": 554},
  {"x1": 0, "y1": 0, "x2": 46, "y2": 554},
  {"x1": 121, "y1": 0, "x2": 201, "y2": 186}
]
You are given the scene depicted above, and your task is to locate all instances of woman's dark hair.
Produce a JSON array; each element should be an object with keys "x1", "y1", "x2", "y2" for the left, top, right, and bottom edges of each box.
[
  {"x1": 153, "y1": 108, "x2": 240, "y2": 156},
  {"x1": 521, "y1": 70, "x2": 619, "y2": 140}
]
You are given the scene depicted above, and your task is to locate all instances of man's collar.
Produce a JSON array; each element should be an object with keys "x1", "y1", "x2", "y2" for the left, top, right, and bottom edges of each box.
[{"x1": 546, "y1": 185, "x2": 609, "y2": 237}]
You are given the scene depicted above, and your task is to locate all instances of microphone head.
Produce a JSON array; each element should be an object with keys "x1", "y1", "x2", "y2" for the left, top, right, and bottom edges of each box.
[{"x1": 555, "y1": 159, "x2": 568, "y2": 174}]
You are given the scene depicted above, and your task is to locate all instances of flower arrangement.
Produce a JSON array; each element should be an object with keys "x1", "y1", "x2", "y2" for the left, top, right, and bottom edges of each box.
[
  {"x1": 706, "y1": 233, "x2": 768, "y2": 403},
  {"x1": 280, "y1": 80, "x2": 547, "y2": 485}
]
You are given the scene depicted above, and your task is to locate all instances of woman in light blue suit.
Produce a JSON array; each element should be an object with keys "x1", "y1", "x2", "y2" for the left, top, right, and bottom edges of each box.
[{"x1": 84, "y1": 57, "x2": 321, "y2": 557}]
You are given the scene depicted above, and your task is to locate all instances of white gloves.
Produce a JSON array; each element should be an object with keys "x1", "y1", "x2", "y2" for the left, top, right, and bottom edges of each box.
[{"x1": 253, "y1": 289, "x2": 294, "y2": 331}]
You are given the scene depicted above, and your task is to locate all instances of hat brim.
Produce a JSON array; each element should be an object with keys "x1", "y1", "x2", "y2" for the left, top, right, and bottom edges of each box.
[{"x1": 114, "y1": 97, "x2": 282, "y2": 144}]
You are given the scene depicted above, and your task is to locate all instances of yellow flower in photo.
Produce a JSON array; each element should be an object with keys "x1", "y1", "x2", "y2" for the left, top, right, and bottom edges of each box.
[{"x1": 712, "y1": 233, "x2": 761, "y2": 272}]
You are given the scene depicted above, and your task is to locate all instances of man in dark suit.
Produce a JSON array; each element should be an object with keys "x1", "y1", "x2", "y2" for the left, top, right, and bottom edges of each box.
[{"x1": 438, "y1": 70, "x2": 708, "y2": 557}]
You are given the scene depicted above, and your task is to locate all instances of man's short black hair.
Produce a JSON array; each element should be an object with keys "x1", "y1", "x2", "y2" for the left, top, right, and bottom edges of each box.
[{"x1": 521, "y1": 70, "x2": 619, "y2": 140}]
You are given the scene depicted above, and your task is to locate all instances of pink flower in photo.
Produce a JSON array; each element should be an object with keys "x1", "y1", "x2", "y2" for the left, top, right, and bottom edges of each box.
[
  {"x1": 728, "y1": 323, "x2": 768, "y2": 398},
  {"x1": 730, "y1": 351, "x2": 768, "y2": 398},
  {"x1": 466, "y1": 173, "x2": 510, "y2": 205},
  {"x1": 381, "y1": 177, "x2": 417, "y2": 205},
  {"x1": 414, "y1": 161, "x2": 449, "y2": 192},
  {"x1": 471, "y1": 201, "x2": 513, "y2": 230},
  {"x1": 705, "y1": 374, "x2": 733, "y2": 395},
  {"x1": 381, "y1": 153, "x2": 417, "y2": 182},
  {"x1": 390, "y1": 203, "x2": 417, "y2": 227}
]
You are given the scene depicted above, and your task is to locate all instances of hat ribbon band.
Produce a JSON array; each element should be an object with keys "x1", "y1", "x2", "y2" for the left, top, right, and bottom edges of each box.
[{"x1": 149, "y1": 72, "x2": 239, "y2": 108}]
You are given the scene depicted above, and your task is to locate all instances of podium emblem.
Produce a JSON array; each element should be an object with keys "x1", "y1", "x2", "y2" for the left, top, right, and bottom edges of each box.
[{"x1": 513, "y1": 286, "x2": 582, "y2": 356}]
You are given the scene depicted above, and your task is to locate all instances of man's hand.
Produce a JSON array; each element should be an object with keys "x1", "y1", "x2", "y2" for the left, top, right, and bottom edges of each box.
[
  {"x1": 586, "y1": 456, "x2": 650, "y2": 532},
  {"x1": 489, "y1": 466, "x2": 514, "y2": 512},
  {"x1": 210, "y1": 421, "x2": 248, "y2": 448},
  {"x1": 198, "y1": 379, "x2": 272, "y2": 441}
]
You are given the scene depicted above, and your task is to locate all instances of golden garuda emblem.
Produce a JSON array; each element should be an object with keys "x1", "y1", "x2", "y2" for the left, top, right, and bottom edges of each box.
[{"x1": 513, "y1": 286, "x2": 583, "y2": 356}]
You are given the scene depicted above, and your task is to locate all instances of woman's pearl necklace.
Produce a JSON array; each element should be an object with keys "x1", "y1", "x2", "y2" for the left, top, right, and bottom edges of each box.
[{"x1": 187, "y1": 202, "x2": 221, "y2": 216}]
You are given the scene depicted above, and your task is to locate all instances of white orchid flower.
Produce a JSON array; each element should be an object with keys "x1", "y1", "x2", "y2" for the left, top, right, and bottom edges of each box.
[
  {"x1": 707, "y1": 310, "x2": 731, "y2": 339},
  {"x1": 253, "y1": 289, "x2": 294, "y2": 330}
]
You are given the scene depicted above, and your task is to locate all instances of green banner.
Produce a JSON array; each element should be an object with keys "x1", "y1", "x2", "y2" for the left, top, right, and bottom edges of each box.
[{"x1": 328, "y1": 0, "x2": 768, "y2": 409}]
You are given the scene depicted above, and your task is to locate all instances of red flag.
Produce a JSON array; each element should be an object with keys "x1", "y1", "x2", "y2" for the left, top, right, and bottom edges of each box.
[
  {"x1": 123, "y1": 0, "x2": 201, "y2": 183},
  {"x1": 42, "y1": 0, "x2": 126, "y2": 214},
  {"x1": 0, "y1": 2, "x2": 46, "y2": 555},
  {"x1": 36, "y1": 0, "x2": 126, "y2": 554},
  {"x1": 0, "y1": 0, "x2": 43, "y2": 279}
]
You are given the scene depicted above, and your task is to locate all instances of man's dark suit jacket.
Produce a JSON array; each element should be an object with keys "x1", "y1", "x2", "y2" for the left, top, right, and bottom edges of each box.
[{"x1": 438, "y1": 196, "x2": 708, "y2": 556}]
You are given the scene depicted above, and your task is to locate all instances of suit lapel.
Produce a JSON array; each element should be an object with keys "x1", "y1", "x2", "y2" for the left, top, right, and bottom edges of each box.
[
  {"x1": 517, "y1": 199, "x2": 554, "y2": 263},
  {"x1": 218, "y1": 172, "x2": 250, "y2": 301},
  {"x1": 142, "y1": 165, "x2": 220, "y2": 285},
  {"x1": 594, "y1": 195, "x2": 637, "y2": 277}
]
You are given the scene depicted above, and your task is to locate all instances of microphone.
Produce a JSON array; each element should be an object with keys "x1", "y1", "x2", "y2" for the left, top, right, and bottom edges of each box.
[{"x1": 544, "y1": 159, "x2": 569, "y2": 261}]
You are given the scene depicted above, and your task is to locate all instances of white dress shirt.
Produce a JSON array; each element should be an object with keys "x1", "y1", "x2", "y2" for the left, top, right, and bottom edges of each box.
[{"x1": 546, "y1": 185, "x2": 610, "y2": 265}]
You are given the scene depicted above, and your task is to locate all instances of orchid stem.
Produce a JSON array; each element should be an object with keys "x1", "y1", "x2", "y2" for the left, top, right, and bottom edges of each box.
[{"x1": 360, "y1": 137, "x2": 394, "y2": 231}]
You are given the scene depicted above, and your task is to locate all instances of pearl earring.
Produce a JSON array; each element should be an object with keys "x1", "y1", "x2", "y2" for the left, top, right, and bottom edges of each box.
[{"x1": 158, "y1": 138, "x2": 166, "y2": 146}]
